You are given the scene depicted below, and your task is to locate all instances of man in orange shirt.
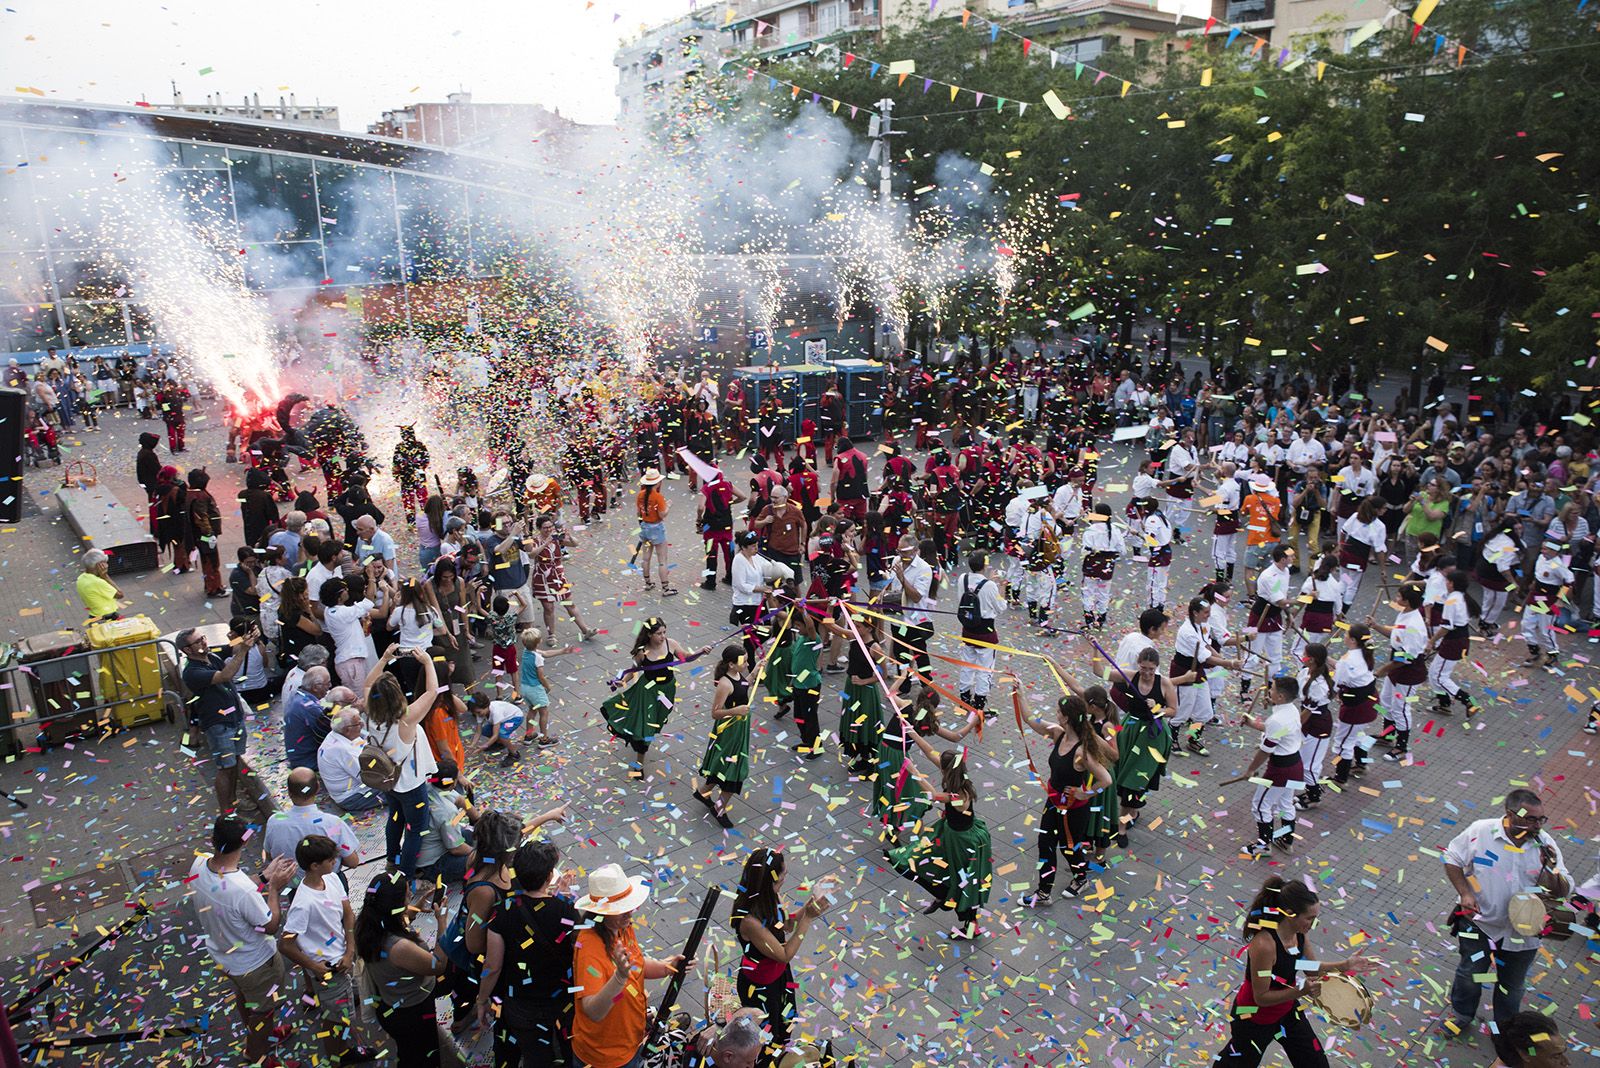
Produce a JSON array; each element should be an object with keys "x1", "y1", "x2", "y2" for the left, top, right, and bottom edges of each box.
[{"x1": 1240, "y1": 475, "x2": 1283, "y2": 581}]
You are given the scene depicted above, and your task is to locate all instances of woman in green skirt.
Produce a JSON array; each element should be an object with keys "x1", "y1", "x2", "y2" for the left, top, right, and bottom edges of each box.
[
  {"x1": 1108, "y1": 646, "x2": 1188, "y2": 847},
  {"x1": 840, "y1": 611, "x2": 888, "y2": 776},
  {"x1": 761, "y1": 584, "x2": 797, "y2": 718},
  {"x1": 1081, "y1": 684, "x2": 1122, "y2": 867},
  {"x1": 693, "y1": 646, "x2": 752, "y2": 828},
  {"x1": 887, "y1": 726, "x2": 992, "y2": 940},
  {"x1": 601, "y1": 617, "x2": 711, "y2": 779},
  {"x1": 873, "y1": 667, "x2": 979, "y2": 843}
]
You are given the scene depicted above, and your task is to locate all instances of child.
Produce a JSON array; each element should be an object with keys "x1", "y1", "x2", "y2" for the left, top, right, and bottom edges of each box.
[
  {"x1": 276, "y1": 835, "x2": 375, "y2": 1065},
  {"x1": 519, "y1": 627, "x2": 560, "y2": 747},
  {"x1": 468, "y1": 692, "x2": 524, "y2": 766},
  {"x1": 133, "y1": 382, "x2": 151, "y2": 419},
  {"x1": 488, "y1": 593, "x2": 521, "y2": 699}
]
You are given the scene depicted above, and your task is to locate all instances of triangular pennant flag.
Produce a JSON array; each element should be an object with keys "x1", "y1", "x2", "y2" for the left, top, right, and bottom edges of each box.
[
  {"x1": 1433, "y1": 33, "x2": 1445, "y2": 55},
  {"x1": 1412, "y1": 0, "x2": 1440, "y2": 24},
  {"x1": 792, "y1": 85, "x2": 802, "y2": 98},
  {"x1": 1022, "y1": 37, "x2": 1033, "y2": 55},
  {"x1": 930, "y1": 0, "x2": 940, "y2": 11},
  {"x1": 923, "y1": 77, "x2": 933, "y2": 93},
  {"x1": 1074, "y1": 61, "x2": 1084, "y2": 79},
  {"x1": 844, "y1": 52, "x2": 856, "y2": 67},
  {"x1": 832, "y1": 98, "x2": 841, "y2": 113},
  {"x1": 849, "y1": 105, "x2": 858, "y2": 117},
  {"x1": 1251, "y1": 37, "x2": 1265, "y2": 55},
  {"x1": 1200, "y1": 67, "x2": 1213, "y2": 87},
  {"x1": 990, "y1": 23, "x2": 1000, "y2": 41},
  {"x1": 1316, "y1": 60, "x2": 1327, "y2": 80},
  {"x1": 1204, "y1": 15, "x2": 1216, "y2": 32},
  {"x1": 1121, "y1": 79, "x2": 1131, "y2": 97},
  {"x1": 1410, "y1": 21, "x2": 1423, "y2": 42},
  {"x1": 962, "y1": 7, "x2": 972, "y2": 26},
  {"x1": 755, "y1": 19, "x2": 769, "y2": 33},
  {"x1": 1277, "y1": 47, "x2": 1289, "y2": 65},
  {"x1": 974, "y1": 91, "x2": 985, "y2": 106},
  {"x1": 1050, "y1": 50, "x2": 1059, "y2": 68},
  {"x1": 1283, "y1": 57, "x2": 1304, "y2": 71},
  {"x1": 996, "y1": 96, "x2": 1006, "y2": 112},
  {"x1": 1456, "y1": 44, "x2": 1466, "y2": 65},
  {"x1": 769, "y1": 77, "x2": 778, "y2": 90},
  {"x1": 950, "y1": 84, "x2": 960, "y2": 101},
  {"x1": 812, "y1": 92, "x2": 821, "y2": 104},
  {"x1": 1094, "y1": 70, "x2": 1107, "y2": 83},
  {"x1": 870, "y1": 62, "x2": 881, "y2": 77},
  {"x1": 1018, "y1": 101, "x2": 1028, "y2": 115},
  {"x1": 1226, "y1": 27, "x2": 1241, "y2": 46}
]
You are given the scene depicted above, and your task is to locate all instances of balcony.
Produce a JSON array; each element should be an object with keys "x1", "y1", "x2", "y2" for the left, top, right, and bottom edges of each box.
[{"x1": 1224, "y1": 0, "x2": 1273, "y2": 22}]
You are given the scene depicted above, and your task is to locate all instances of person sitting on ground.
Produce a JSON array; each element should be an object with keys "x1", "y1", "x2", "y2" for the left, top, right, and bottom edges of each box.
[
  {"x1": 414, "y1": 759, "x2": 475, "y2": 885},
  {"x1": 317, "y1": 707, "x2": 385, "y2": 813},
  {"x1": 262, "y1": 767, "x2": 362, "y2": 871}
]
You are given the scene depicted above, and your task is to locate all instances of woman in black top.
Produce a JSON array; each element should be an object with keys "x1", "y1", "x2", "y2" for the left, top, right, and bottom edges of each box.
[
  {"x1": 729, "y1": 847, "x2": 827, "y2": 1054},
  {"x1": 277, "y1": 574, "x2": 331, "y2": 666},
  {"x1": 1017, "y1": 685, "x2": 1112, "y2": 908},
  {"x1": 477, "y1": 839, "x2": 582, "y2": 1068}
]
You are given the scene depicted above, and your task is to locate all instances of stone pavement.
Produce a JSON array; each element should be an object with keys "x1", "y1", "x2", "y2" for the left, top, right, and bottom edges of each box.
[{"x1": 0, "y1": 392, "x2": 1596, "y2": 1067}]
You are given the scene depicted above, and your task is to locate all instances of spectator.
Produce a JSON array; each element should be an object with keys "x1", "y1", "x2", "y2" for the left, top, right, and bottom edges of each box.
[
  {"x1": 363, "y1": 647, "x2": 439, "y2": 876},
  {"x1": 178, "y1": 627, "x2": 275, "y2": 821},
  {"x1": 1489, "y1": 1012, "x2": 1568, "y2": 1068},
  {"x1": 269, "y1": 511, "x2": 306, "y2": 568},
  {"x1": 414, "y1": 759, "x2": 474, "y2": 885},
  {"x1": 75, "y1": 549, "x2": 124, "y2": 622},
  {"x1": 321, "y1": 576, "x2": 383, "y2": 691},
  {"x1": 230, "y1": 614, "x2": 276, "y2": 712},
  {"x1": 354, "y1": 513, "x2": 397, "y2": 573},
  {"x1": 238, "y1": 468, "x2": 280, "y2": 551},
  {"x1": 304, "y1": 540, "x2": 346, "y2": 604},
  {"x1": 279, "y1": 644, "x2": 329, "y2": 708},
  {"x1": 752, "y1": 486, "x2": 808, "y2": 574},
  {"x1": 318, "y1": 708, "x2": 385, "y2": 813},
  {"x1": 276, "y1": 834, "x2": 378, "y2": 1065},
  {"x1": 283, "y1": 665, "x2": 334, "y2": 770},
  {"x1": 186, "y1": 814, "x2": 297, "y2": 1064},
  {"x1": 263, "y1": 767, "x2": 361, "y2": 870},
  {"x1": 230, "y1": 547, "x2": 262, "y2": 619},
  {"x1": 354, "y1": 871, "x2": 449, "y2": 1068}
]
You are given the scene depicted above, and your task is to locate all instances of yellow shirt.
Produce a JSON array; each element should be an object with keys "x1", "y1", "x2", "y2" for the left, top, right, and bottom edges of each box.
[{"x1": 76, "y1": 571, "x2": 119, "y2": 618}]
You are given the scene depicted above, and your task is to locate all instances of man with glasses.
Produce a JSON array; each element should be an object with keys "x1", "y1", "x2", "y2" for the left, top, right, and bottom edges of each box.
[
  {"x1": 1441, "y1": 788, "x2": 1570, "y2": 1039},
  {"x1": 178, "y1": 627, "x2": 276, "y2": 822}
]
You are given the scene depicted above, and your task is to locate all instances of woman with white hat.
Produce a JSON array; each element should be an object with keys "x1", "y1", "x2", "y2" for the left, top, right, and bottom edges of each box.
[{"x1": 571, "y1": 864, "x2": 693, "y2": 1068}]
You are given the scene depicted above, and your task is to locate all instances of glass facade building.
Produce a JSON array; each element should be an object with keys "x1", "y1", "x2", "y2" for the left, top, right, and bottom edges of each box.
[{"x1": 0, "y1": 99, "x2": 559, "y2": 357}]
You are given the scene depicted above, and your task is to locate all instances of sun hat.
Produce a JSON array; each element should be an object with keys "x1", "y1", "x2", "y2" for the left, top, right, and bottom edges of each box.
[
  {"x1": 575, "y1": 863, "x2": 650, "y2": 915},
  {"x1": 640, "y1": 469, "x2": 664, "y2": 487}
]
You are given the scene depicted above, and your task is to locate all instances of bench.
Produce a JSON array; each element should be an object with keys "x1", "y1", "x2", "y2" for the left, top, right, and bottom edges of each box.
[{"x1": 56, "y1": 485, "x2": 159, "y2": 574}]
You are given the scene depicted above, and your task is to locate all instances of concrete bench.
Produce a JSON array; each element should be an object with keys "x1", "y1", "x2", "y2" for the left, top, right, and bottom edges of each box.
[{"x1": 56, "y1": 485, "x2": 159, "y2": 574}]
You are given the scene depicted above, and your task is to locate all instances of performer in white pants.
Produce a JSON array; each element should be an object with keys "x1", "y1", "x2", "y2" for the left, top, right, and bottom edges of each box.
[
  {"x1": 1330, "y1": 624, "x2": 1379, "y2": 785},
  {"x1": 1242, "y1": 546, "x2": 1293, "y2": 699},
  {"x1": 1429, "y1": 568, "x2": 1475, "y2": 716},
  {"x1": 1240, "y1": 674, "x2": 1305, "y2": 856},
  {"x1": 1162, "y1": 428, "x2": 1199, "y2": 536},
  {"x1": 1002, "y1": 490, "x2": 1031, "y2": 604},
  {"x1": 1368, "y1": 583, "x2": 1429, "y2": 764},
  {"x1": 1080, "y1": 503, "x2": 1122, "y2": 630},
  {"x1": 1296, "y1": 553, "x2": 1344, "y2": 656},
  {"x1": 1474, "y1": 521, "x2": 1521, "y2": 632},
  {"x1": 1141, "y1": 500, "x2": 1174, "y2": 610},
  {"x1": 1169, "y1": 596, "x2": 1240, "y2": 757},
  {"x1": 1202, "y1": 579, "x2": 1243, "y2": 708},
  {"x1": 1520, "y1": 540, "x2": 1574, "y2": 668},
  {"x1": 1210, "y1": 462, "x2": 1242, "y2": 582},
  {"x1": 1338, "y1": 496, "x2": 1389, "y2": 610},
  {"x1": 1295, "y1": 643, "x2": 1335, "y2": 807},
  {"x1": 954, "y1": 555, "x2": 1005, "y2": 716}
]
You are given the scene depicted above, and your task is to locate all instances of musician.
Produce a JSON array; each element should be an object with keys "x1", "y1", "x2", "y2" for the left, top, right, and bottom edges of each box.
[
  {"x1": 1519, "y1": 540, "x2": 1573, "y2": 669},
  {"x1": 1211, "y1": 460, "x2": 1243, "y2": 582},
  {"x1": 1140, "y1": 498, "x2": 1175, "y2": 611},
  {"x1": 1162, "y1": 427, "x2": 1199, "y2": 535},
  {"x1": 1019, "y1": 499, "x2": 1062, "y2": 626}
]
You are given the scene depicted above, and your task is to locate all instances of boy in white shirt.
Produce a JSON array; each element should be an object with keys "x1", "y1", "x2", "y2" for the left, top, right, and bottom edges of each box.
[
  {"x1": 468, "y1": 693, "x2": 525, "y2": 766},
  {"x1": 277, "y1": 834, "x2": 375, "y2": 1064}
]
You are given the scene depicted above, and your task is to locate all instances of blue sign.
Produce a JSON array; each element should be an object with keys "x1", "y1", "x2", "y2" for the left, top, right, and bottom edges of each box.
[
  {"x1": 699, "y1": 326, "x2": 718, "y2": 344},
  {"x1": 748, "y1": 330, "x2": 770, "y2": 350}
]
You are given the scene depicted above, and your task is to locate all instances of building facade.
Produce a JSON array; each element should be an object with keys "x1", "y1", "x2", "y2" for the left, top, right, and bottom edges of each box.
[
  {"x1": 615, "y1": 11, "x2": 731, "y2": 118},
  {"x1": 725, "y1": 0, "x2": 885, "y2": 59},
  {"x1": 1196, "y1": 0, "x2": 1382, "y2": 52},
  {"x1": 367, "y1": 92, "x2": 570, "y2": 151},
  {"x1": 157, "y1": 91, "x2": 340, "y2": 129},
  {"x1": 955, "y1": 0, "x2": 1202, "y2": 65}
]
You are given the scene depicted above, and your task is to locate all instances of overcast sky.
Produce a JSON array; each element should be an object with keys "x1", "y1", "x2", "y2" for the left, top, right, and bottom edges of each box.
[{"x1": 3, "y1": 0, "x2": 695, "y2": 129}]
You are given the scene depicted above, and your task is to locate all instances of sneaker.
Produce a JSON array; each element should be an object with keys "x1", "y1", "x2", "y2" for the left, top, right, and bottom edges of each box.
[
  {"x1": 500, "y1": 751, "x2": 519, "y2": 767},
  {"x1": 1186, "y1": 736, "x2": 1209, "y2": 757},
  {"x1": 1060, "y1": 877, "x2": 1088, "y2": 899},
  {"x1": 1431, "y1": 1015, "x2": 1475, "y2": 1041},
  {"x1": 700, "y1": 578, "x2": 716, "y2": 591},
  {"x1": 1585, "y1": 716, "x2": 1598, "y2": 735},
  {"x1": 1244, "y1": 839, "x2": 1271, "y2": 857},
  {"x1": 537, "y1": 734, "x2": 559, "y2": 747},
  {"x1": 1382, "y1": 749, "x2": 1409, "y2": 763},
  {"x1": 1021, "y1": 891, "x2": 1052, "y2": 909},
  {"x1": 1273, "y1": 833, "x2": 1293, "y2": 852},
  {"x1": 713, "y1": 810, "x2": 735, "y2": 829}
]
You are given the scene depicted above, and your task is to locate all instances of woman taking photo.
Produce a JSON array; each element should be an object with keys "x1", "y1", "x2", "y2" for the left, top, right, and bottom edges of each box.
[
  {"x1": 476, "y1": 839, "x2": 582, "y2": 1068},
  {"x1": 601, "y1": 617, "x2": 711, "y2": 778},
  {"x1": 1018, "y1": 685, "x2": 1113, "y2": 907},
  {"x1": 571, "y1": 863, "x2": 692, "y2": 1068},
  {"x1": 693, "y1": 647, "x2": 753, "y2": 829},
  {"x1": 355, "y1": 871, "x2": 451, "y2": 1067},
  {"x1": 1210, "y1": 875, "x2": 1377, "y2": 1068},
  {"x1": 729, "y1": 847, "x2": 828, "y2": 1051}
]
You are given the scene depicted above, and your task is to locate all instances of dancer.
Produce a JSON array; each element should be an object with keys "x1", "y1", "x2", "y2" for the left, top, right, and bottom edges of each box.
[
  {"x1": 1519, "y1": 540, "x2": 1573, "y2": 669},
  {"x1": 1211, "y1": 460, "x2": 1243, "y2": 582},
  {"x1": 1019, "y1": 684, "x2": 1113, "y2": 906},
  {"x1": 888, "y1": 733, "x2": 993, "y2": 940},
  {"x1": 955, "y1": 553, "x2": 1006, "y2": 717},
  {"x1": 1429, "y1": 568, "x2": 1476, "y2": 716},
  {"x1": 1295, "y1": 643, "x2": 1334, "y2": 808},
  {"x1": 600, "y1": 618, "x2": 710, "y2": 778},
  {"x1": 1210, "y1": 876, "x2": 1377, "y2": 1068},
  {"x1": 1238, "y1": 674, "x2": 1304, "y2": 856},
  {"x1": 873, "y1": 668, "x2": 978, "y2": 842},
  {"x1": 1169, "y1": 596, "x2": 1240, "y2": 757},
  {"x1": 730, "y1": 847, "x2": 828, "y2": 1053},
  {"x1": 1241, "y1": 546, "x2": 1293, "y2": 700},
  {"x1": 787, "y1": 599, "x2": 832, "y2": 759},
  {"x1": 1330, "y1": 624, "x2": 1378, "y2": 785},
  {"x1": 1337, "y1": 496, "x2": 1388, "y2": 609},
  {"x1": 1140, "y1": 498, "x2": 1175, "y2": 611},
  {"x1": 1201, "y1": 579, "x2": 1245, "y2": 714},
  {"x1": 697, "y1": 471, "x2": 744, "y2": 590},
  {"x1": 1367, "y1": 582, "x2": 1428, "y2": 763},
  {"x1": 1295, "y1": 552, "x2": 1343, "y2": 655},
  {"x1": 1475, "y1": 519, "x2": 1522, "y2": 634},
  {"x1": 693, "y1": 647, "x2": 753, "y2": 829},
  {"x1": 1080, "y1": 503, "x2": 1123, "y2": 630},
  {"x1": 840, "y1": 610, "x2": 888, "y2": 777},
  {"x1": 1021, "y1": 501, "x2": 1063, "y2": 626}
]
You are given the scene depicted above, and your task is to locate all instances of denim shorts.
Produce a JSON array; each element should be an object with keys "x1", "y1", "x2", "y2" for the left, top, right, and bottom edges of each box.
[
  {"x1": 639, "y1": 521, "x2": 666, "y2": 545},
  {"x1": 204, "y1": 722, "x2": 247, "y2": 769}
]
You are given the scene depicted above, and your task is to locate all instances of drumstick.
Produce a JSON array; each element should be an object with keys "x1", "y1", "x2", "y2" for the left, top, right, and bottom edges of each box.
[{"x1": 1217, "y1": 773, "x2": 1254, "y2": 787}]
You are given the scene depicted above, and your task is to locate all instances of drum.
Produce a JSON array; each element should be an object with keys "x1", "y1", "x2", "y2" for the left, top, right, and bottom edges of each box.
[
  {"x1": 704, "y1": 943, "x2": 740, "y2": 1023},
  {"x1": 1509, "y1": 892, "x2": 1549, "y2": 937},
  {"x1": 1309, "y1": 973, "x2": 1374, "y2": 1029},
  {"x1": 775, "y1": 1044, "x2": 827, "y2": 1068}
]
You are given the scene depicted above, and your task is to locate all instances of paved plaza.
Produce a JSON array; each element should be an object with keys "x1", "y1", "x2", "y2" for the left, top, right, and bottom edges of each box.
[{"x1": 1, "y1": 393, "x2": 1596, "y2": 1067}]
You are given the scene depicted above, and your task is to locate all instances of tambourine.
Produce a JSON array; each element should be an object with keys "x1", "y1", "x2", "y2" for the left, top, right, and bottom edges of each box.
[
  {"x1": 1509, "y1": 892, "x2": 1549, "y2": 938},
  {"x1": 1308, "y1": 973, "x2": 1374, "y2": 1029},
  {"x1": 776, "y1": 1045, "x2": 828, "y2": 1068}
]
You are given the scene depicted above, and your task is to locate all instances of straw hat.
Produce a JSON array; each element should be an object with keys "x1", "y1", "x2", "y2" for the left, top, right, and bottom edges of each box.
[
  {"x1": 575, "y1": 863, "x2": 650, "y2": 915},
  {"x1": 640, "y1": 469, "x2": 664, "y2": 487}
]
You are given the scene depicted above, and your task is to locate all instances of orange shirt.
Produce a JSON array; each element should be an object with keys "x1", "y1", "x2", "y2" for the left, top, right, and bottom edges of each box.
[
  {"x1": 636, "y1": 487, "x2": 666, "y2": 524},
  {"x1": 571, "y1": 925, "x2": 646, "y2": 1068},
  {"x1": 1241, "y1": 492, "x2": 1281, "y2": 547}
]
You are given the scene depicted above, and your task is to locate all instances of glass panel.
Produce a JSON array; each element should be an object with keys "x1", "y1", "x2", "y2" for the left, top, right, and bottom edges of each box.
[
  {"x1": 164, "y1": 169, "x2": 235, "y2": 229},
  {"x1": 315, "y1": 162, "x2": 399, "y2": 281},
  {"x1": 63, "y1": 300, "x2": 130, "y2": 347},
  {"x1": 127, "y1": 303, "x2": 158, "y2": 345},
  {"x1": 178, "y1": 141, "x2": 229, "y2": 169},
  {"x1": 467, "y1": 187, "x2": 523, "y2": 276},
  {"x1": 54, "y1": 255, "x2": 129, "y2": 302},
  {"x1": 396, "y1": 174, "x2": 470, "y2": 281},
  {"x1": 243, "y1": 240, "x2": 325, "y2": 290},
  {"x1": 0, "y1": 303, "x2": 64, "y2": 353},
  {"x1": 229, "y1": 150, "x2": 319, "y2": 241},
  {"x1": 0, "y1": 169, "x2": 42, "y2": 250},
  {"x1": 0, "y1": 250, "x2": 52, "y2": 305}
]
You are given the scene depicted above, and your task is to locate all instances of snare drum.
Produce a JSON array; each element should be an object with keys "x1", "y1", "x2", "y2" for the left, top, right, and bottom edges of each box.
[
  {"x1": 1309, "y1": 973, "x2": 1374, "y2": 1029},
  {"x1": 775, "y1": 1044, "x2": 827, "y2": 1068}
]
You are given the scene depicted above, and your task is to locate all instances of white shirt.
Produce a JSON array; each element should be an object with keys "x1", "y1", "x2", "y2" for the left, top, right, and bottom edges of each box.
[
  {"x1": 263, "y1": 803, "x2": 360, "y2": 869},
  {"x1": 887, "y1": 555, "x2": 936, "y2": 626},
  {"x1": 1531, "y1": 554, "x2": 1574, "y2": 590},
  {"x1": 1142, "y1": 512, "x2": 1173, "y2": 552},
  {"x1": 1219, "y1": 441, "x2": 1251, "y2": 467},
  {"x1": 365, "y1": 717, "x2": 438, "y2": 794},
  {"x1": 388, "y1": 604, "x2": 440, "y2": 650},
  {"x1": 1003, "y1": 495, "x2": 1030, "y2": 531},
  {"x1": 1207, "y1": 604, "x2": 1233, "y2": 653},
  {"x1": 304, "y1": 562, "x2": 340, "y2": 603},
  {"x1": 1174, "y1": 620, "x2": 1212, "y2": 672},
  {"x1": 1165, "y1": 443, "x2": 1196, "y2": 479},
  {"x1": 957, "y1": 572, "x2": 1004, "y2": 626},
  {"x1": 1301, "y1": 574, "x2": 1344, "y2": 612},
  {"x1": 1441, "y1": 590, "x2": 1471, "y2": 629},
  {"x1": 1297, "y1": 669, "x2": 1331, "y2": 710},
  {"x1": 323, "y1": 600, "x2": 374, "y2": 664},
  {"x1": 1482, "y1": 533, "x2": 1518, "y2": 577},
  {"x1": 1341, "y1": 516, "x2": 1388, "y2": 556},
  {"x1": 1131, "y1": 472, "x2": 1160, "y2": 500},
  {"x1": 187, "y1": 856, "x2": 276, "y2": 976},
  {"x1": 1256, "y1": 563, "x2": 1291, "y2": 607},
  {"x1": 484, "y1": 699, "x2": 523, "y2": 735},
  {"x1": 1214, "y1": 478, "x2": 1241, "y2": 525},
  {"x1": 1418, "y1": 566, "x2": 1448, "y2": 609},
  {"x1": 1287, "y1": 438, "x2": 1326, "y2": 472},
  {"x1": 1333, "y1": 649, "x2": 1375, "y2": 689},
  {"x1": 284, "y1": 877, "x2": 349, "y2": 966},
  {"x1": 1052, "y1": 483, "x2": 1082, "y2": 520},
  {"x1": 1389, "y1": 608, "x2": 1429, "y2": 661},
  {"x1": 317, "y1": 730, "x2": 364, "y2": 801},
  {"x1": 1444, "y1": 818, "x2": 1569, "y2": 948},
  {"x1": 1259, "y1": 701, "x2": 1304, "y2": 757},
  {"x1": 1113, "y1": 632, "x2": 1155, "y2": 676},
  {"x1": 1336, "y1": 464, "x2": 1377, "y2": 500},
  {"x1": 1082, "y1": 520, "x2": 1123, "y2": 557},
  {"x1": 730, "y1": 552, "x2": 770, "y2": 607}
]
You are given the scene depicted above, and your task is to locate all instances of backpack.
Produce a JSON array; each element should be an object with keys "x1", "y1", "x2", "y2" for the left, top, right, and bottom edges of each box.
[
  {"x1": 957, "y1": 577, "x2": 990, "y2": 632},
  {"x1": 358, "y1": 723, "x2": 410, "y2": 793}
]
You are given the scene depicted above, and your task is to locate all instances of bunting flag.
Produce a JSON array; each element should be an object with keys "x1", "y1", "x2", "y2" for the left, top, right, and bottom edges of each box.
[{"x1": 739, "y1": 65, "x2": 880, "y2": 124}]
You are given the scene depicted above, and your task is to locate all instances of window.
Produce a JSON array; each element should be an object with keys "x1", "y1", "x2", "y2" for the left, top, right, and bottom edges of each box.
[
  {"x1": 396, "y1": 173, "x2": 470, "y2": 281},
  {"x1": 1134, "y1": 38, "x2": 1151, "y2": 61},
  {"x1": 230, "y1": 150, "x2": 319, "y2": 241},
  {"x1": 0, "y1": 250, "x2": 51, "y2": 305},
  {"x1": 0, "y1": 303, "x2": 63, "y2": 352},
  {"x1": 63, "y1": 300, "x2": 130, "y2": 347},
  {"x1": 242, "y1": 241, "x2": 325, "y2": 290}
]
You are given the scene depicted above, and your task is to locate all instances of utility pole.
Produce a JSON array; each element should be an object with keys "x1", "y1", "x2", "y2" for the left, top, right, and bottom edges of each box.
[{"x1": 874, "y1": 97, "x2": 894, "y2": 207}]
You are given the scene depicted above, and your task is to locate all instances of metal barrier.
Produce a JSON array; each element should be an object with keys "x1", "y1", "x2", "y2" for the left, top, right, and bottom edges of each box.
[{"x1": 0, "y1": 634, "x2": 185, "y2": 742}]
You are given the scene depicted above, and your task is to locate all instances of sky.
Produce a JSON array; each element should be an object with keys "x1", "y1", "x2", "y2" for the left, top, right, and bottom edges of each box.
[{"x1": 1, "y1": 0, "x2": 698, "y2": 130}]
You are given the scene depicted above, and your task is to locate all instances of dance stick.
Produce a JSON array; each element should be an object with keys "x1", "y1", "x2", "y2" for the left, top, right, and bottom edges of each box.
[
  {"x1": 643, "y1": 885, "x2": 723, "y2": 1054},
  {"x1": 1216, "y1": 773, "x2": 1255, "y2": 788}
]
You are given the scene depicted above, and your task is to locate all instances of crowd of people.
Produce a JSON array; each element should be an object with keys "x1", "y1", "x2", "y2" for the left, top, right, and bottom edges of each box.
[{"x1": 80, "y1": 328, "x2": 1594, "y2": 1068}]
